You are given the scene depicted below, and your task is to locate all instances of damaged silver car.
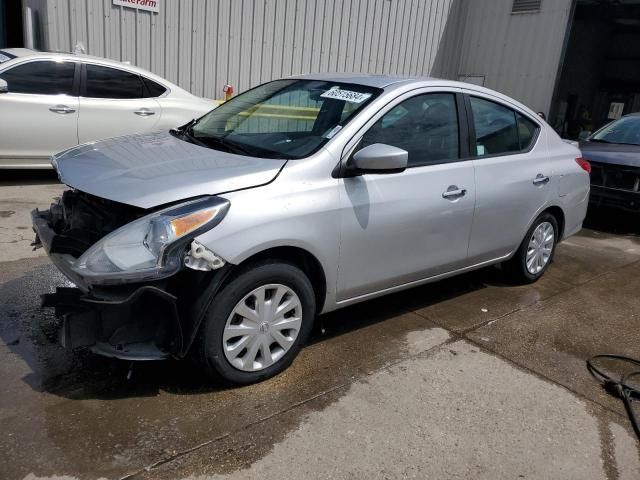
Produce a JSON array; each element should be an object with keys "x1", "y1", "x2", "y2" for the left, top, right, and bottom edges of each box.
[{"x1": 33, "y1": 75, "x2": 590, "y2": 384}]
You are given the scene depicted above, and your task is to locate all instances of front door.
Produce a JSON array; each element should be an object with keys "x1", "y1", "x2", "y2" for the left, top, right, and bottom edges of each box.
[
  {"x1": 337, "y1": 90, "x2": 476, "y2": 301},
  {"x1": 78, "y1": 63, "x2": 161, "y2": 144},
  {"x1": 0, "y1": 60, "x2": 79, "y2": 167}
]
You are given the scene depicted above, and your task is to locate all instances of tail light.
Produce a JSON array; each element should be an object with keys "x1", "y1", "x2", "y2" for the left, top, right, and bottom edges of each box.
[{"x1": 575, "y1": 157, "x2": 591, "y2": 174}]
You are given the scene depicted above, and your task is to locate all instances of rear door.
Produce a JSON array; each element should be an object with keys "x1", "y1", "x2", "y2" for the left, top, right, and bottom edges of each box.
[
  {"x1": 464, "y1": 92, "x2": 551, "y2": 263},
  {"x1": 0, "y1": 59, "x2": 79, "y2": 167},
  {"x1": 337, "y1": 89, "x2": 476, "y2": 301},
  {"x1": 78, "y1": 63, "x2": 161, "y2": 143}
]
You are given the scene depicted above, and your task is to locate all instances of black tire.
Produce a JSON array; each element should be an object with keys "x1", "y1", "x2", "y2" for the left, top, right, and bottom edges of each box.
[
  {"x1": 194, "y1": 260, "x2": 316, "y2": 385},
  {"x1": 504, "y1": 212, "x2": 559, "y2": 284}
]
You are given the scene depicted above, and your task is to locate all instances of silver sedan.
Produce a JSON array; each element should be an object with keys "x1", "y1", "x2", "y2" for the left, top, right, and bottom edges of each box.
[{"x1": 33, "y1": 74, "x2": 590, "y2": 384}]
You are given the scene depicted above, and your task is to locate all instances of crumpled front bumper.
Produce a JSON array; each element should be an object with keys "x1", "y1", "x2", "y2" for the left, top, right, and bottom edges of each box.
[
  {"x1": 32, "y1": 208, "x2": 232, "y2": 361},
  {"x1": 42, "y1": 285, "x2": 181, "y2": 360},
  {"x1": 31, "y1": 208, "x2": 92, "y2": 291}
]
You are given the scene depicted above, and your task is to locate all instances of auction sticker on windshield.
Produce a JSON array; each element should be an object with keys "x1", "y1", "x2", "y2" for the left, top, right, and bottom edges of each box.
[{"x1": 320, "y1": 87, "x2": 372, "y2": 103}]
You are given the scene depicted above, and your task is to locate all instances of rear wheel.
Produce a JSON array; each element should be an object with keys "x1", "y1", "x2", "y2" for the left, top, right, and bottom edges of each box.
[
  {"x1": 195, "y1": 261, "x2": 316, "y2": 385},
  {"x1": 504, "y1": 212, "x2": 558, "y2": 284}
]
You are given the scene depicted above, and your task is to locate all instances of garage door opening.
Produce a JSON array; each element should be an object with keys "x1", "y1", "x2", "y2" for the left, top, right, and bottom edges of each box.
[
  {"x1": 550, "y1": 0, "x2": 640, "y2": 139},
  {"x1": 0, "y1": 0, "x2": 24, "y2": 49}
]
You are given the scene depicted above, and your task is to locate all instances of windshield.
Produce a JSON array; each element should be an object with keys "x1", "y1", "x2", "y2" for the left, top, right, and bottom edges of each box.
[
  {"x1": 591, "y1": 116, "x2": 640, "y2": 146},
  {"x1": 188, "y1": 79, "x2": 381, "y2": 159}
]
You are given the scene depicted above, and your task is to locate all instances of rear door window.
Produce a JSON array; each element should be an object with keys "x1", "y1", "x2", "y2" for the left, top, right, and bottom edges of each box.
[
  {"x1": 0, "y1": 60, "x2": 75, "y2": 95},
  {"x1": 85, "y1": 64, "x2": 145, "y2": 99},
  {"x1": 516, "y1": 112, "x2": 540, "y2": 150},
  {"x1": 469, "y1": 96, "x2": 540, "y2": 156},
  {"x1": 469, "y1": 97, "x2": 520, "y2": 156}
]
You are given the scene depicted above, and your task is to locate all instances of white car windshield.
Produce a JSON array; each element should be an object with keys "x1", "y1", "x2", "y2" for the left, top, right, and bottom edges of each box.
[{"x1": 187, "y1": 79, "x2": 381, "y2": 159}]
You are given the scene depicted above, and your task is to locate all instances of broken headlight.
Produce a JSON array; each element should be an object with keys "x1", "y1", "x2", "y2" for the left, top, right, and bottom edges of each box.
[{"x1": 75, "y1": 196, "x2": 229, "y2": 283}]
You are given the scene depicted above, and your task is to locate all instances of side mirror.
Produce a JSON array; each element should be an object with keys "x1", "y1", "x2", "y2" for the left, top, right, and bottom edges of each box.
[
  {"x1": 0, "y1": 79, "x2": 7, "y2": 93},
  {"x1": 350, "y1": 143, "x2": 408, "y2": 175}
]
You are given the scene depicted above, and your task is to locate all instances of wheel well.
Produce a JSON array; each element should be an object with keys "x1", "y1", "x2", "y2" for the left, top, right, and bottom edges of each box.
[
  {"x1": 233, "y1": 247, "x2": 327, "y2": 312},
  {"x1": 544, "y1": 206, "x2": 565, "y2": 239}
]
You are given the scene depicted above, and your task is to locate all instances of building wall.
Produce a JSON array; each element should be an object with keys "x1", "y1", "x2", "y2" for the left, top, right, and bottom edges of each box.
[
  {"x1": 24, "y1": 0, "x2": 460, "y2": 99},
  {"x1": 436, "y1": 0, "x2": 573, "y2": 114}
]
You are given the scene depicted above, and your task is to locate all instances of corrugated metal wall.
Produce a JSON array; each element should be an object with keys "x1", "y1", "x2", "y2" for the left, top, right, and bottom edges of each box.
[
  {"x1": 439, "y1": 0, "x2": 573, "y2": 113},
  {"x1": 25, "y1": 0, "x2": 459, "y2": 99}
]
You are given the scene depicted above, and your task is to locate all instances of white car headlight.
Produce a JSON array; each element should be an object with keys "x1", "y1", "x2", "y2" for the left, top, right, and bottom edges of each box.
[{"x1": 75, "y1": 196, "x2": 229, "y2": 283}]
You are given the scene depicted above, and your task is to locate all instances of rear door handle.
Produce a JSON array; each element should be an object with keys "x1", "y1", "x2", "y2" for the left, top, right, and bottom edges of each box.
[
  {"x1": 134, "y1": 108, "x2": 155, "y2": 117},
  {"x1": 442, "y1": 186, "x2": 467, "y2": 200},
  {"x1": 532, "y1": 174, "x2": 550, "y2": 186},
  {"x1": 49, "y1": 105, "x2": 75, "y2": 114}
]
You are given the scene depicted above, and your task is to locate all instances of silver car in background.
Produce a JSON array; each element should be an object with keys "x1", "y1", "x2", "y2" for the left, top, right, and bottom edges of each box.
[{"x1": 32, "y1": 74, "x2": 590, "y2": 384}]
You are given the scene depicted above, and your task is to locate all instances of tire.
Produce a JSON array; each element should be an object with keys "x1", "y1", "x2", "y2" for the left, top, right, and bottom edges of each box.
[
  {"x1": 504, "y1": 212, "x2": 559, "y2": 284},
  {"x1": 195, "y1": 260, "x2": 316, "y2": 385}
]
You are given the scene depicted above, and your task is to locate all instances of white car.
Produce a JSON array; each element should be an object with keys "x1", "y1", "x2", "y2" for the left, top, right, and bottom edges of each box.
[{"x1": 0, "y1": 48, "x2": 215, "y2": 168}]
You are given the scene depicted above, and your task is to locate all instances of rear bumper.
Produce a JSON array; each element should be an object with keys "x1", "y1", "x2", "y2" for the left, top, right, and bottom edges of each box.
[{"x1": 589, "y1": 185, "x2": 640, "y2": 213}]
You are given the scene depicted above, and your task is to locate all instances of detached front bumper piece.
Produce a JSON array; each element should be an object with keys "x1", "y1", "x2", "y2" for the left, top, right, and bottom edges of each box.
[{"x1": 43, "y1": 285, "x2": 181, "y2": 360}]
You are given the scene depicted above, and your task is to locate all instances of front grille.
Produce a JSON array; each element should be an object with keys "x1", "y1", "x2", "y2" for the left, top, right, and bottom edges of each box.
[{"x1": 590, "y1": 162, "x2": 640, "y2": 192}]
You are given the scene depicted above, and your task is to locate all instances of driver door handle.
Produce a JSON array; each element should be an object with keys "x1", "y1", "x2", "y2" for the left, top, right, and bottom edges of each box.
[
  {"x1": 134, "y1": 108, "x2": 156, "y2": 117},
  {"x1": 533, "y1": 174, "x2": 550, "y2": 185},
  {"x1": 49, "y1": 105, "x2": 75, "y2": 114},
  {"x1": 442, "y1": 186, "x2": 467, "y2": 199}
]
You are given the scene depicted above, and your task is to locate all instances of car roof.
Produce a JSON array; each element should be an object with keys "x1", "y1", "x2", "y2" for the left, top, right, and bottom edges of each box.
[
  {"x1": 290, "y1": 72, "x2": 504, "y2": 94},
  {"x1": 289, "y1": 73, "x2": 423, "y2": 88},
  {"x1": 290, "y1": 73, "x2": 539, "y2": 116}
]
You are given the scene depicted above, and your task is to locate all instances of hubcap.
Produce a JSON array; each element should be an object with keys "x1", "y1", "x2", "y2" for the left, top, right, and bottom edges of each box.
[
  {"x1": 223, "y1": 284, "x2": 302, "y2": 372},
  {"x1": 526, "y1": 221, "x2": 555, "y2": 275}
]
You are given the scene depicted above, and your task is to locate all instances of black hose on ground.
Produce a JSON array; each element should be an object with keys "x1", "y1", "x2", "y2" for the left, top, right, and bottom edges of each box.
[{"x1": 587, "y1": 355, "x2": 640, "y2": 441}]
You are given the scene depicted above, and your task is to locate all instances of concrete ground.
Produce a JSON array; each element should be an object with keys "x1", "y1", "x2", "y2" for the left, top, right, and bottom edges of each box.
[{"x1": 1, "y1": 171, "x2": 639, "y2": 480}]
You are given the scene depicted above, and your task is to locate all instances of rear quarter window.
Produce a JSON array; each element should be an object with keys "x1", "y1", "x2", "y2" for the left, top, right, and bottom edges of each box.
[{"x1": 142, "y1": 77, "x2": 167, "y2": 97}]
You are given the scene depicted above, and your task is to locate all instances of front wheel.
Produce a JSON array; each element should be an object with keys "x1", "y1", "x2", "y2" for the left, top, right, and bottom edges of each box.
[
  {"x1": 195, "y1": 261, "x2": 316, "y2": 385},
  {"x1": 504, "y1": 212, "x2": 558, "y2": 284}
]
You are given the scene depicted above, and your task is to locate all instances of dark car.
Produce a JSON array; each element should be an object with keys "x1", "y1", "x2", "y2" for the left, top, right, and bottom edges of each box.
[{"x1": 580, "y1": 113, "x2": 640, "y2": 212}]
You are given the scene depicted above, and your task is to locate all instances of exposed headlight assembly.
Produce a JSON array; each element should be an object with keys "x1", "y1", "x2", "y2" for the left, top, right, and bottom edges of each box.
[{"x1": 75, "y1": 196, "x2": 229, "y2": 284}]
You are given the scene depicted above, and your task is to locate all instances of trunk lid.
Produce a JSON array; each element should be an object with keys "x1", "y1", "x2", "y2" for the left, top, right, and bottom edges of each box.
[
  {"x1": 579, "y1": 141, "x2": 640, "y2": 168},
  {"x1": 54, "y1": 131, "x2": 287, "y2": 209}
]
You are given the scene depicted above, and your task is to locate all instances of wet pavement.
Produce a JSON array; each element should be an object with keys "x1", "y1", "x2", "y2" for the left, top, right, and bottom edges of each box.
[{"x1": 1, "y1": 177, "x2": 639, "y2": 479}]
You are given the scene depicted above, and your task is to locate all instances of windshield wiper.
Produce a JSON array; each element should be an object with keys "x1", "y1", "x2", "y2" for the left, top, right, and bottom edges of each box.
[
  {"x1": 192, "y1": 134, "x2": 255, "y2": 156},
  {"x1": 589, "y1": 138, "x2": 612, "y2": 144},
  {"x1": 169, "y1": 119, "x2": 213, "y2": 149}
]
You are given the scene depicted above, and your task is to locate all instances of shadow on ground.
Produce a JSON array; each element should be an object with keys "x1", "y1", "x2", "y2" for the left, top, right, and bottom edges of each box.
[
  {"x1": 0, "y1": 169, "x2": 59, "y2": 187},
  {"x1": 584, "y1": 204, "x2": 640, "y2": 236},
  {"x1": 1, "y1": 205, "x2": 636, "y2": 404},
  {"x1": 0, "y1": 261, "x2": 501, "y2": 402}
]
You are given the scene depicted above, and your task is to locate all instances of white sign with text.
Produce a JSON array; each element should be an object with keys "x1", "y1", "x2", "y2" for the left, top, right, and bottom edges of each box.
[{"x1": 113, "y1": 0, "x2": 159, "y2": 13}]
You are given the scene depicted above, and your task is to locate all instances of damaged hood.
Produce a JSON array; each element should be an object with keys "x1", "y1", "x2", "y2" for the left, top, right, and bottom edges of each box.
[{"x1": 54, "y1": 131, "x2": 287, "y2": 209}]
